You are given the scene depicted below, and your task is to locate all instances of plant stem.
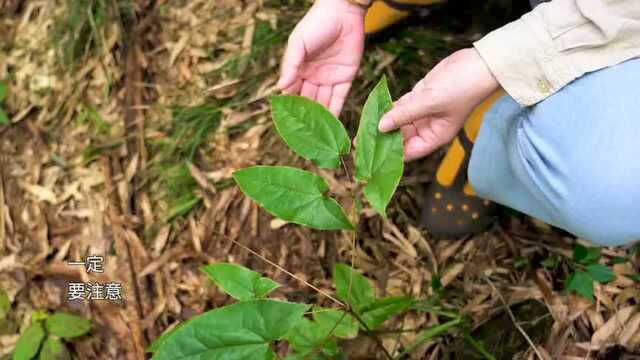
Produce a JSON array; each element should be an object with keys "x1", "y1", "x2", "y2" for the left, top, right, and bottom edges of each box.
[
  {"x1": 464, "y1": 333, "x2": 497, "y2": 360},
  {"x1": 349, "y1": 310, "x2": 394, "y2": 360},
  {"x1": 395, "y1": 317, "x2": 462, "y2": 359},
  {"x1": 411, "y1": 304, "x2": 460, "y2": 319},
  {"x1": 309, "y1": 309, "x2": 348, "y2": 359}
]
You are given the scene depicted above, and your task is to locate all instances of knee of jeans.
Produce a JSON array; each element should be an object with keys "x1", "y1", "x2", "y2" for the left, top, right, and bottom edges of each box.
[
  {"x1": 548, "y1": 167, "x2": 639, "y2": 246},
  {"x1": 514, "y1": 123, "x2": 639, "y2": 246}
]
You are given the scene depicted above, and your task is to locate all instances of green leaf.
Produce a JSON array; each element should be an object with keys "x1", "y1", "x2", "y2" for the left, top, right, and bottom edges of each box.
[
  {"x1": 0, "y1": 288, "x2": 10, "y2": 323},
  {"x1": 573, "y1": 244, "x2": 601, "y2": 265},
  {"x1": 0, "y1": 82, "x2": 8, "y2": 102},
  {"x1": 313, "y1": 307, "x2": 358, "y2": 339},
  {"x1": 234, "y1": 166, "x2": 353, "y2": 230},
  {"x1": 565, "y1": 271, "x2": 594, "y2": 301},
  {"x1": 255, "y1": 277, "x2": 280, "y2": 298},
  {"x1": 355, "y1": 76, "x2": 404, "y2": 216},
  {"x1": 152, "y1": 299, "x2": 309, "y2": 360},
  {"x1": 333, "y1": 263, "x2": 375, "y2": 312},
  {"x1": 611, "y1": 256, "x2": 628, "y2": 264},
  {"x1": 38, "y1": 337, "x2": 70, "y2": 360},
  {"x1": 13, "y1": 322, "x2": 45, "y2": 360},
  {"x1": 626, "y1": 274, "x2": 640, "y2": 282},
  {"x1": 0, "y1": 109, "x2": 9, "y2": 125},
  {"x1": 514, "y1": 256, "x2": 528, "y2": 269},
  {"x1": 45, "y1": 312, "x2": 91, "y2": 339},
  {"x1": 360, "y1": 296, "x2": 414, "y2": 330},
  {"x1": 541, "y1": 256, "x2": 559, "y2": 269},
  {"x1": 201, "y1": 263, "x2": 279, "y2": 301},
  {"x1": 284, "y1": 317, "x2": 340, "y2": 359},
  {"x1": 271, "y1": 95, "x2": 350, "y2": 169},
  {"x1": 430, "y1": 275, "x2": 443, "y2": 291},
  {"x1": 148, "y1": 328, "x2": 176, "y2": 353},
  {"x1": 149, "y1": 320, "x2": 193, "y2": 354},
  {"x1": 586, "y1": 264, "x2": 615, "y2": 283}
]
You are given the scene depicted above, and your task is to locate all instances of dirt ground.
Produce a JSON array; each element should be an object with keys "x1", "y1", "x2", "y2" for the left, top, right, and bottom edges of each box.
[{"x1": 0, "y1": 0, "x2": 639, "y2": 359}]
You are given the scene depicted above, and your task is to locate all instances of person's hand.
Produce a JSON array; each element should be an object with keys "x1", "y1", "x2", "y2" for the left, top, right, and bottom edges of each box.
[
  {"x1": 378, "y1": 48, "x2": 500, "y2": 161},
  {"x1": 277, "y1": 0, "x2": 365, "y2": 116}
]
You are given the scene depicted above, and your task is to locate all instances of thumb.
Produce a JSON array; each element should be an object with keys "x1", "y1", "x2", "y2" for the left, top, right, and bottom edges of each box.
[
  {"x1": 378, "y1": 94, "x2": 432, "y2": 132},
  {"x1": 277, "y1": 35, "x2": 307, "y2": 90}
]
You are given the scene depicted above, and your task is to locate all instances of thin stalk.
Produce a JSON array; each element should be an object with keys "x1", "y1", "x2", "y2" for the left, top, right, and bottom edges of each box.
[
  {"x1": 464, "y1": 333, "x2": 497, "y2": 360},
  {"x1": 339, "y1": 157, "x2": 392, "y2": 360},
  {"x1": 395, "y1": 318, "x2": 462, "y2": 359},
  {"x1": 308, "y1": 309, "x2": 348, "y2": 360},
  {"x1": 349, "y1": 310, "x2": 394, "y2": 360}
]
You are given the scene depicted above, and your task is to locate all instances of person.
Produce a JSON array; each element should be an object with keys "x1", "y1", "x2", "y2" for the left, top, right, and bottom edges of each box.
[{"x1": 277, "y1": 0, "x2": 640, "y2": 247}]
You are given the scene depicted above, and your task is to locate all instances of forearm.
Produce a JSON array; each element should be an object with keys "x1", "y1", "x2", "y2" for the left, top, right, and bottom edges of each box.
[{"x1": 474, "y1": 0, "x2": 640, "y2": 106}]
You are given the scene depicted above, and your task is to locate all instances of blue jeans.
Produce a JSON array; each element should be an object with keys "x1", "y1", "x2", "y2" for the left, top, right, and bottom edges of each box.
[{"x1": 469, "y1": 58, "x2": 640, "y2": 247}]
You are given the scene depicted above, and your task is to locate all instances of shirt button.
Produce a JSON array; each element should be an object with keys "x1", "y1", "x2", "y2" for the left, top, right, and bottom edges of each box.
[{"x1": 537, "y1": 79, "x2": 551, "y2": 93}]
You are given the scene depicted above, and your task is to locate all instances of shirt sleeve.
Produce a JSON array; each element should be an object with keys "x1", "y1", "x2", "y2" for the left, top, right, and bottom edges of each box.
[{"x1": 473, "y1": 0, "x2": 640, "y2": 106}]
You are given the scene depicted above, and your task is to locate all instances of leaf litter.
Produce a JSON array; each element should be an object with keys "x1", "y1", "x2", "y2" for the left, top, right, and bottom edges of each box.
[{"x1": 0, "y1": 0, "x2": 638, "y2": 359}]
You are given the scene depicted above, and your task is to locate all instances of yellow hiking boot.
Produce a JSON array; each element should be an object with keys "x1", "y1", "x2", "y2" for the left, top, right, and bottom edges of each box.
[
  {"x1": 421, "y1": 91, "x2": 505, "y2": 237},
  {"x1": 365, "y1": 0, "x2": 445, "y2": 34}
]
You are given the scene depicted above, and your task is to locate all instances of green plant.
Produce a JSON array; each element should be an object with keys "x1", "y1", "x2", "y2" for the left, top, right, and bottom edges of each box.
[
  {"x1": 52, "y1": 0, "x2": 132, "y2": 66},
  {"x1": 149, "y1": 262, "x2": 496, "y2": 359},
  {"x1": 235, "y1": 76, "x2": 403, "y2": 230},
  {"x1": 0, "y1": 288, "x2": 9, "y2": 325},
  {"x1": 148, "y1": 104, "x2": 222, "y2": 221},
  {"x1": 0, "y1": 82, "x2": 10, "y2": 125},
  {"x1": 148, "y1": 77, "x2": 497, "y2": 359},
  {"x1": 12, "y1": 311, "x2": 91, "y2": 360},
  {"x1": 564, "y1": 244, "x2": 616, "y2": 301}
]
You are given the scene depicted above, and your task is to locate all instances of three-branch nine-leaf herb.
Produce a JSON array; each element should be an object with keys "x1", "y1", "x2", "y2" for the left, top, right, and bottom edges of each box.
[{"x1": 235, "y1": 76, "x2": 404, "y2": 230}]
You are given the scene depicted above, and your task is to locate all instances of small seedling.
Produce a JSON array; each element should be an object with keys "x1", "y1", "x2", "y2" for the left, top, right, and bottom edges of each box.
[
  {"x1": 12, "y1": 311, "x2": 91, "y2": 360},
  {"x1": 564, "y1": 244, "x2": 616, "y2": 301}
]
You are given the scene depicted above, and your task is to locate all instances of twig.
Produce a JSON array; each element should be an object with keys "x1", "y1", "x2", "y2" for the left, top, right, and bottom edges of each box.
[
  {"x1": 482, "y1": 275, "x2": 544, "y2": 360},
  {"x1": 340, "y1": 155, "x2": 353, "y2": 184}
]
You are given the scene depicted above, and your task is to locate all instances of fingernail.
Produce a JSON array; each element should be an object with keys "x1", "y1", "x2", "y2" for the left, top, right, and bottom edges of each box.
[{"x1": 378, "y1": 115, "x2": 394, "y2": 132}]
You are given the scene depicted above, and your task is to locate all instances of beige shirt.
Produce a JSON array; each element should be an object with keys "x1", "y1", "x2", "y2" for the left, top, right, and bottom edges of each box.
[{"x1": 474, "y1": 0, "x2": 640, "y2": 106}]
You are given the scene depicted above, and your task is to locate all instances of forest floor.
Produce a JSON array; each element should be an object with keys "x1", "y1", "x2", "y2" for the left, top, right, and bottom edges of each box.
[{"x1": 0, "y1": 0, "x2": 639, "y2": 359}]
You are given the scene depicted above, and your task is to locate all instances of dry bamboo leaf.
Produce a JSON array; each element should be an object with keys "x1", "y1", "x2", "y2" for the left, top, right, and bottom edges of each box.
[
  {"x1": 168, "y1": 33, "x2": 190, "y2": 67},
  {"x1": 19, "y1": 182, "x2": 56, "y2": 203},
  {"x1": 619, "y1": 312, "x2": 640, "y2": 346},
  {"x1": 441, "y1": 263, "x2": 465, "y2": 287},
  {"x1": 590, "y1": 305, "x2": 636, "y2": 348},
  {"x1": 270, "y1": 218, "x2": 287, "y2": 229},
  {"x1": 152, "y1": 226, "x2": 171, "y2": 258}
]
